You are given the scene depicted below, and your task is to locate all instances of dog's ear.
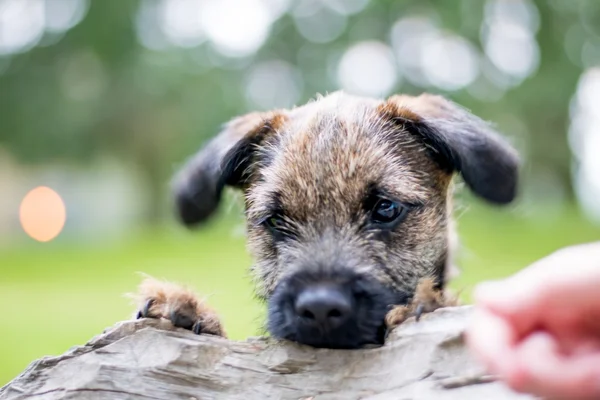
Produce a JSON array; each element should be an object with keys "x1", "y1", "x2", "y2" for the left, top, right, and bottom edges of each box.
[
  {"x1": 173, "y1": 111, "x2": 286, "y2": 227},
  {"x1": 381, "y1": 94, "x2": 520, "y2": 205}
]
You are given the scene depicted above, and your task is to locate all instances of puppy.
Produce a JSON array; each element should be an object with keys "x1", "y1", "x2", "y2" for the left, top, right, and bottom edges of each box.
[{"x1": 135, "y1": 92, "x2": 518, "y2": 349}]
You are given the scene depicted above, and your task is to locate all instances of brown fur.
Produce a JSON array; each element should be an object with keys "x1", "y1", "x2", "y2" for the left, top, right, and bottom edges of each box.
[
  {"x1": 135, "y1": 276, "x2": 225, "y2": 337},
  {"x1": 244, "y1": 93, "x2": 454, "y2": 299},
  {"x1": 385, "y1": 277, "x2": 459, "y2": 328},
  {"x1": 137, "y1": 91, "x2": 518, "y2": 346}
]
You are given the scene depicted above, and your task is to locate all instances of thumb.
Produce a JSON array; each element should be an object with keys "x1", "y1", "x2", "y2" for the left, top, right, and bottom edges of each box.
[
  {"x1": 473, "y1": 279, "x2": 545, "y2": 335},
  {"x1": 473, "y1": 242, "x2": 600, "y2": 333}
]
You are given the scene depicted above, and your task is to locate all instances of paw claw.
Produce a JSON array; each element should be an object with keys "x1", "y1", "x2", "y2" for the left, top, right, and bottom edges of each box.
[
  {"x1": 139, "y1": 298, "x2": 155, "y2": 319},
  {"x1": 192, "y1": 321, "x2": 202, "y2": 335},
  {"x1": 414, "y1": 303, "x2": 424, "y2": 322}
]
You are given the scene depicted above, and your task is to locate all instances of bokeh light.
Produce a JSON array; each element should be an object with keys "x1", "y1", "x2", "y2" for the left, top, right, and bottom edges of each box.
[
  {"x1": 323, "y1": 0, "x2": 369, "y2": 16},
  {"x1": 201, "y1": 0, "x2": 272, "y2": 57},
  {"x1": 482, "y1": 0, "x2": 540, "y2": 84},
  {"x1": 19, "y1": 186, "x2": 67, "y2": 242},
  {"x1": 135, "y1": 0, "x2": 277, "y2": 57},
  {"x1": 569, "y1": 68, "x2": 600, "y2": 221},
  {"x1": 421, "y1": 34, "x2": 479, "y2": 91},
  {"x1": 44, "y1": 0, "x2": 89, "y2": 33},
  {"x1": 58, "y1": 49, "x2": 107, "y2": 101},
  {"x1": 337, "y1": 41, "x2": 398, "y2": 97},
  {"x1": 390, "y1": 16, "x2": 439, "y2": 88},
  {"x1": 0, "y1": 0, "x2": 44, "y2": 55},
  {"x1": 159, "y1": 0, "x2": 206, "y2": 49},
  {"x1": 0, "y1": 0, "x2": 88, "y2": 55},
  {"x1": 293, "y1": 1, "x2": 347, "y2": 44},
  {"x1": 245, "y1": 60, "x2": 304, "y2": 109}
]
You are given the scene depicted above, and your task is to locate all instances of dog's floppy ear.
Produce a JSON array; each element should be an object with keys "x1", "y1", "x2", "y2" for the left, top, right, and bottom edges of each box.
[
  {"x1": 381, "y1": 94, "x2": 519, "y2": 204},
  {"x1": 173, "y1": 111, "x2": 286, "y2": 227}
]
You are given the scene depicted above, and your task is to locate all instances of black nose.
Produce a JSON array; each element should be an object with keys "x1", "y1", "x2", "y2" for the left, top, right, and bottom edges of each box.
[{"x1": 294, "y1": 285, "x2": 352, "y2": 328}]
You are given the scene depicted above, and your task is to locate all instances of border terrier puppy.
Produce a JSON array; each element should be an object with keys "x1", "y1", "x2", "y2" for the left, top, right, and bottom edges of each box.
[{"x1": 135, "y1": 92, "x2": 518, "y2": 349}]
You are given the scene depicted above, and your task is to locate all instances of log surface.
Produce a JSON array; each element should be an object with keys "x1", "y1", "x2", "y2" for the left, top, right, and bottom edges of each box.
[{"x1": 0, "y1": 306, "x2": 533, "y2": 400}]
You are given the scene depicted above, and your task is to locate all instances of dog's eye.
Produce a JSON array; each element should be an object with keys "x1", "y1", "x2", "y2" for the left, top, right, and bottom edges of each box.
[
  {"x1": 265, "y1": 216, "x2": 285, "y2": 231},
  {"x1": 371, "y1": 199, "x2": 407, "y2": 225},
  {"x1": 263, "y1": 215, "x2": 294, "y2": 240}
]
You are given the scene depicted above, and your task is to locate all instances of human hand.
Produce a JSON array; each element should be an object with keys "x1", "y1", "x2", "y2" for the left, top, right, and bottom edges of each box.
[{"x1": 466, "y1": 242, "x2": 600, "y2": 399}]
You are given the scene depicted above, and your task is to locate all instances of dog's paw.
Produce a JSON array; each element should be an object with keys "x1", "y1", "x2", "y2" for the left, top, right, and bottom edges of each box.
[
  {"x1": 385, "y1": 277, "x2": 459, "y2": 330},
  {"x1": 385, "y1": 304, "x2": 412, "y2": 328},
  {"x1": 134, "y1": 276, "x2": 226, "y2": 337}
]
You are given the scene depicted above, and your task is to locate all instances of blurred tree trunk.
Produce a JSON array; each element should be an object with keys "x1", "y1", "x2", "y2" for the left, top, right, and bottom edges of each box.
[{"x1": 136, "y1": 145, "x2": 167, "y2": 226}]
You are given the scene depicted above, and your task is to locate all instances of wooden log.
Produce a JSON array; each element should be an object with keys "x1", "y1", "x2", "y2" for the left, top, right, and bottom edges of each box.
[{"x1": 0, "y1": 306, "x2": 532, "y2": 400}]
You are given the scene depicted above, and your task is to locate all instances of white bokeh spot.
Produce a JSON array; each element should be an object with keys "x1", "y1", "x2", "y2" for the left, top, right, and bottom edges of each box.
[
  {"x1": 482, "y1": 0, "x2": 540, "y2": 83},
  {"x1": 0, "y1": 0, "x2": 45, "y2": 55},
  {"x1": 337, "y1": 41, "x2": 398, "y2": 98},
  {"x1": 390, "y1": 17, "x2": 439, "y2": 87},
  {"x1": 569, "y1": 68, "x2": 600, "y2": 221},
  {"x1": 201, "y1": 0, "x2": 272, "y2": 57},
  {"x1": 245, "y1": 60, "x2": 303, "y2": 110},
  {"x1": 44, "y1": 0, "x2": 89, "y2": 33},
  {"x1": 0, "y1": 0, "x2": 89, "y2": 55},
  {"x1": 135, "y1": 0, "x2": 277, "y2": 57},
  {"x1": 391, "y1": 17, "x2": 479, "y2": 91},
  {"x1": 159, "y1": 0, "x2": 205, "y2": 48},
  {"x1": 293, "y1": 3, "x2": 347, "y2": 44},
  {"x1": 422, "y1": 34, "x2": 479, "y2": 91}
]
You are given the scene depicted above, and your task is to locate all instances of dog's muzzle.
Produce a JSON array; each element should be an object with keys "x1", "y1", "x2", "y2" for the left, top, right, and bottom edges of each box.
[{"x1": 267, "y1": 268, "x2": 409, "y2": 349}]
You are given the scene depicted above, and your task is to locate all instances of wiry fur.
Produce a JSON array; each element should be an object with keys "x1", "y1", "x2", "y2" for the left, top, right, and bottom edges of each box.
[
  {"x1": 385, "y1": 277, "x2": 459, "y2": 328},
  {"x1": 134, "y1": 276, "x2": 225, "y2": 337},
  {"x1": 136, "y1": 91, "x2": 519, "y2": 348}
]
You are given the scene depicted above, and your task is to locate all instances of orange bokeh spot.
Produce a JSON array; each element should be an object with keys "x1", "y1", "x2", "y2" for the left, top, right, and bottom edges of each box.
[{"x1": 19, "y1": 186, "x2": 67, "y2": 242}]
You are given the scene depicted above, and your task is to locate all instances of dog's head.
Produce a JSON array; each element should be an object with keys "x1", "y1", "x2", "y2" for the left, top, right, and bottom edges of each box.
[{"x1": 174, "y1": 92, "x2": 519, "y2": 349}]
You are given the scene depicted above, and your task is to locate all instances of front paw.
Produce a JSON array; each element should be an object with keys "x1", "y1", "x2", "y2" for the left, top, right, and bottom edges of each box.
[
  {"x1": 134, "y1": 276, "x2": 226, "y2": 337},
  {"x1": 385, "y1": 277, "x2": 459, "y2": 330}
]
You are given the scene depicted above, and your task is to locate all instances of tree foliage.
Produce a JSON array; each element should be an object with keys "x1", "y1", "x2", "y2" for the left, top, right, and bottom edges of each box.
[{"x1": 1, "y1": 0, "x2": 598, "y2": 222}]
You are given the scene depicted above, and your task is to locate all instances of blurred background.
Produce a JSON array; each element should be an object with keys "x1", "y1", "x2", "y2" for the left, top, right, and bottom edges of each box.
[{"x1": 1, "y1": 0, "x2": 600, "y2": 385}]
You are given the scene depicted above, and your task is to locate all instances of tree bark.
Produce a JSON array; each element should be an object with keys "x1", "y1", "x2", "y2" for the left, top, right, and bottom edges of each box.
[{"x1": 0, "y1": 306, "x2": 533, "y2": 400}]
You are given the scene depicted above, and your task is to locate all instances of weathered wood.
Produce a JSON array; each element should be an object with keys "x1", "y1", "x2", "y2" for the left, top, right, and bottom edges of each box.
[{"x1": 0, "y1": 306, "x2": 532, "y2": 400}]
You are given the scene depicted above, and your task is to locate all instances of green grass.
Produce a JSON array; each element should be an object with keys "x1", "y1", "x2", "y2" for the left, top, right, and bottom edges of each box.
[{"x1": 1, "y1": 203, "x2": 598, "y2": 385}]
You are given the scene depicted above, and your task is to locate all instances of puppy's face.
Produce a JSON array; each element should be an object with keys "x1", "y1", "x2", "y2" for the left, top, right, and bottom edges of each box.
[{"x1": 174, "y1": 92, "x2": 519, "y2": 349}]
